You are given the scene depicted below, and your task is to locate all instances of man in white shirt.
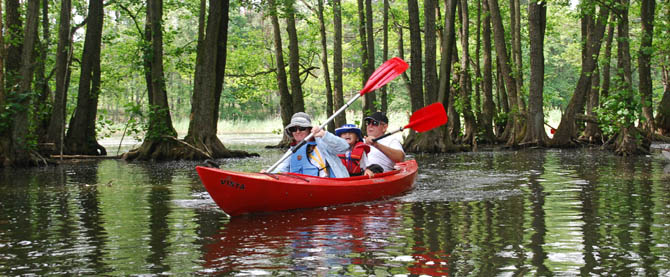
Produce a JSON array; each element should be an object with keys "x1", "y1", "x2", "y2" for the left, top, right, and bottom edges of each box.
[{"x1": 363, "y1": 112, "x2": 405, "y2": 178}]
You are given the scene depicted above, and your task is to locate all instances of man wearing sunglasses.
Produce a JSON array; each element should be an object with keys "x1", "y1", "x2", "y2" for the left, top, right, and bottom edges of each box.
[
  {"x1": 363, "y1": 112, "x2": 405, "y2": 178},
  {"x1": 271, "y1": 112, "x2": 350, "y2": 178}
]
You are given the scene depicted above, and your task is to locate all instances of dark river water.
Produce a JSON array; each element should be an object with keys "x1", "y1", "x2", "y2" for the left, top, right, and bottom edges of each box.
[{"x1": 2, "y1": 136, "x2": 670, "y2": 275}]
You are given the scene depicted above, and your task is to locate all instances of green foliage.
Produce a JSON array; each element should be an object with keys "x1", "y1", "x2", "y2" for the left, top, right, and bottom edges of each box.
[{"x1": 596, "y1": 87, "x2": 641, "y2": 138}]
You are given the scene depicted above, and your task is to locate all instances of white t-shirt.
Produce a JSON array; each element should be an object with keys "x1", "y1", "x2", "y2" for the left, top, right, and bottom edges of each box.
[{"x1": 367, "y1": 135, "x2": 404, "y2": 172}]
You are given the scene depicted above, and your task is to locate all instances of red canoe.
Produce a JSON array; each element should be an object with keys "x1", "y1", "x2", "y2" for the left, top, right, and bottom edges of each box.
[{"x1": 195, "y1": 160, "x2": 418, "y2": 216}]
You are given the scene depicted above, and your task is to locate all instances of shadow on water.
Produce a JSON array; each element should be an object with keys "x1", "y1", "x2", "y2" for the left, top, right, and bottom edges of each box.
[{"x1": 2, "y1": 143, "x2": 670, "y2": 275}]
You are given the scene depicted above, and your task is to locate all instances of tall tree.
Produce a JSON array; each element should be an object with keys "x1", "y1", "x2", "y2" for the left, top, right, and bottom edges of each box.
[
  {"x1": 3, "y1": 0, "x2": 22, "y2": 93},
  {"x1": 285, "y1": 0, "x2": 305, "y2": 113},
  {"x1": 407, "y1": 0, "x2": 424, "y2": 114},
  {"x1": 184, "y1": 0, "x2": 253, "y2": 159},
  {"x1": 510, "y1": 0, "x2": 524, "y2": 114},
  {"x1": 459, "y1": 0, "x2": 475, "y2": 144},
  {"x1": 638, "y1": 0, "x2": 655, "y2": 132},
  {"x1": 424, "y1": 0, "x2": 438, "y2": 104},
  {"x1": 381, "y1": 0, "x2": 389, "y2": 113},
  {"x1": 315, "y1": 0, "x2": 335, "y2": 131},
  {"x1": 611, "y1": 0, "x2": 649, "y2": 155},
  {"x1": 435, "y1": 0, "x2": 458, "y2": 151},
  {"x1": 269, "y1": 0, "x2": 293, "y2": 146},
  {"x1": 654, "y1": 2, "x2": 670, "y2": 135},
  {"x1": 522, "y1": 0, "x2": 549, "y2": 146},
  {"x1": 488, "y1": 0, "x2": 521, "y2": 145},
  {"x1": 45, "y1": 0, "x2": 72, "y2": 151},
  {"x1": 551, "y1": 2, "x2": 608, "y2": 147},
  {"x1": 356, "y1": 0, "x2": 371, "y2": 121},
  {"x1": 124, "y1": 0, "x2": 180, "y2": 161},
  {"x1": 363, "y1": 0, "x2": 375, "y2": 115},
  {"x1": 65, "y1": 0, "x2": 106, "y2": 156},
  {"x1": 480, "y1": 0, "x2": 496, "y2": 143},
  {"x1": 5, "y1": 0, "x2": 39, "y2": 165},
  {"x1": 332, "y1": 0, "x2": 346, "y2": 127}
]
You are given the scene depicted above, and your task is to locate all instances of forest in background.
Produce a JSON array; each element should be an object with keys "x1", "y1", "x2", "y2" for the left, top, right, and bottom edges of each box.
[{"x1": 0, "y1": 0, "x2": 669, "y2": 167}]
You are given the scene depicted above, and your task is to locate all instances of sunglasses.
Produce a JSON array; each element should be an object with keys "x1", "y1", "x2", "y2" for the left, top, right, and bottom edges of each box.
[
  {"x1": 288, "y1": 126, "x2": 310, "y2": 133},
  {"x1": 365, "y1": 119, "x2": 382, "y2": 126}
]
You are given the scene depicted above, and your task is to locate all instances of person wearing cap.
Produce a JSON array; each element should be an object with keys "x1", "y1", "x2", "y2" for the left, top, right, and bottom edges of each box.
[
  {"x1": 363, "y1": 111, "x2": 405, "y2": 178},
  {"x1": 335, "y1": 124, "x2": 371, "y2": 176},
  {"x1": 271, "y1": 112, "x2": 350, "y2": 178}
]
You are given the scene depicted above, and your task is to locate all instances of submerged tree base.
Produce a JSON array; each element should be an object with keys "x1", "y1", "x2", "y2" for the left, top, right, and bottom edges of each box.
[
  {"x1": 607, "y1": 126, "x2": 651, "y2": 156},
  {"x1": 123, "y1": 135, "x2": 258, "y2": 161}
]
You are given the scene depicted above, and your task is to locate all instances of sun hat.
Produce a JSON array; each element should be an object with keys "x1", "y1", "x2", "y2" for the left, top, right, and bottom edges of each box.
[
  {"x1": 285, "y1": 112, "x2": 313, "y2": 136},
  {"x1": 335, "y1": 124, "x2": 363, "y2": 142},
  {"x1": 364, "y1": 111, "x2": 389, "y2": 124}
]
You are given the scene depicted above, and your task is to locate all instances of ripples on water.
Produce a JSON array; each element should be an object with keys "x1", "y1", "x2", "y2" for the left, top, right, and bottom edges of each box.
[{"x1": 1, "y1": 139, "x2": 670, "y2": 275}]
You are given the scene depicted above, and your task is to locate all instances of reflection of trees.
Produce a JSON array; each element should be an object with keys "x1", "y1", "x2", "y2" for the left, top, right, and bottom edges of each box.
[
  {"x1": 139, "y1": 164, "x2": 175, "y2": 274},
  {"x1": 69, "y1": 162, "x2": 109, "y2": 273}
]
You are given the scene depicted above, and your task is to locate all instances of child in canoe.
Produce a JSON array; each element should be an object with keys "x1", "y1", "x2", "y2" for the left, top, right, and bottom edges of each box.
[{"x1": 335, "y1": 124, "x2": 371, "y2": 177}]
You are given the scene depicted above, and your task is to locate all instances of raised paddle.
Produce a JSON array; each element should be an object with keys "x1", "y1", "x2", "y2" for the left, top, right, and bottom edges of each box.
[
  {"x1": 265, "y1": 57, "x2": 409, "y2": 172},
  {"x1": 371, "y1": 102, "x2": 448, "y2": 142}
]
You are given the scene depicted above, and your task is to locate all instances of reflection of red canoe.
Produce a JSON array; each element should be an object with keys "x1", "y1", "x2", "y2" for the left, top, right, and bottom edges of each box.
[{"x1": 195, "y1": 160, "x2": 418, "y2": 216}]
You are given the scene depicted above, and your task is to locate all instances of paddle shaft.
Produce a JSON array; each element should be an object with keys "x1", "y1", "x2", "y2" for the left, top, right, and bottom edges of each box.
[
  {"x1": 372, "y1": 128, "x2": 403, "y2": 142},
  {"x1": 265, "y1": 94, "x2": 362, "y2": 172}
]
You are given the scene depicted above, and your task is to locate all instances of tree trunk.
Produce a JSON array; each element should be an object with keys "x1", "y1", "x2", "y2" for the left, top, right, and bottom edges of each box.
[
  {"x1": 184, "y1": 0, "x2": 255, "y2": 159},
  {"x1": 488, "y1": 0, "x2": 521, "y2": 146},
  {"x1": 285, "y1": 0, "x2": 304, "y2": 113},
  {"x1": 332, "y1": 0, "x2": 346, "y2": 128},
  {"x1": 638, "y1": 0, "x2": 655, "y2": 132},
  {"x1": 551, "y1": 3, "x2": 608, "y2": 147},
  {"x1": 124, "y1": 0, "x2": 181, "y2": 161},
  {"x1": 480, "y1": 0, "x2": 496, "y2": 143},
  {"x1": 522, "y1": 0, "x2": 549, "y2": 146},
  {"x1": 269, "y1": 0, "x2": 293, "y2": 147},
  {"x1": 3, "y1": 0, "x2": 22, "y2": 93},
  {"x1": 6, "y1": 0, "x2": 39, "y2": 166},
  {"x1": 436, "y1": 0, "x2": 458, "y2": 150},
  {"x1": 511, "y1": 0, "x2": 524, "y2": 114},
  {"x1": 459, "y1": 0, "x2": 475, "y2": 144},
  {"x1": 381, "y1": 0, "x2": 389, "y2": 113},
  {"x1": 33, "y1": 0, "x2": 50, "y2": 141},
  {"x1": 581, "y1": 65, "x2": 603, "y2": 143},
  {"x1": 612, "y1": 0, "x2": 650, "y2": 155},
  {"x1": 601, "y1": 22, "x2": 614, "y2": 102},
  {"x1": 363, "y1": 0, "x2": 375, "y2": 115},
  {"x1": 656, "y1": 65, "x2": 670, "y2": 135},
  {"x1": 423, "y1": 0, "x2": 437, "y2": 105},
  {"x1": 316, "y1": 0, "x2": 335, "y2": 131},
  {"x1": 357, "y1": 0, "x2": 371, "y2": 124},
  {"x1": 44, "y1": 0, "x2": 71, "y2": 152},
  {"x1": 65, "y1": 0, "x2": 106, "y2": 156},
  {"x1": 407, "y1": 0, "x2": 424, "y2": 114}
]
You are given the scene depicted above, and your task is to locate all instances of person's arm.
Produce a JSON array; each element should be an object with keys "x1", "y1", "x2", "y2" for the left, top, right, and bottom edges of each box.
[
  {"x1": 364, "y1": 136, "x2": 405, "y2": 163},
  {"x1": 314, "y1": 128, "x2": 350, "y2": 154}
]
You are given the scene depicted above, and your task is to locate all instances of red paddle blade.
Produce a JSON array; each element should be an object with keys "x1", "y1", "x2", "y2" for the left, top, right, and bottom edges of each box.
[
  {"x1": 404, "y1": 102, "x2": 448, "y2": 132},
  {"x1": 359, "y1": 57, "x2": 409, "y2": 95}
]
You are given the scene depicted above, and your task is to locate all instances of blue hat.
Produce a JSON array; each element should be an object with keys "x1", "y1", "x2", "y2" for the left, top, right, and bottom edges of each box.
[{"x1": 335, "y1": 124, "x2": 363, "y2": 141}]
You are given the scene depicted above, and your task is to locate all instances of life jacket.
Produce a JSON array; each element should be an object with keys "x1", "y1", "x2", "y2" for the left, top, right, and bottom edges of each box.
[
  {"x1": 338, "y1": 142, "x2": 370, "y2": 175},
  {"x1": 290, "y1": 141, "x2": 334, "y2": 177}
]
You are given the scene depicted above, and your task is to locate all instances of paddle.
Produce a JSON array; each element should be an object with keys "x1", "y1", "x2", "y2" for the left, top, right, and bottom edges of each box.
[
  {"x1": 371, "y1": 102, "x2": 448, "y2": 142},
  {"x1": 265, "y1": 57, "x2": 409, "y2": 172}
]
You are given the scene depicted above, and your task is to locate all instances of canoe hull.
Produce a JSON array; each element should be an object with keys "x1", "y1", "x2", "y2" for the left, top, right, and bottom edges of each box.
[{"x1": 196, "y1": 160, "x2": 418, "y2": 216}]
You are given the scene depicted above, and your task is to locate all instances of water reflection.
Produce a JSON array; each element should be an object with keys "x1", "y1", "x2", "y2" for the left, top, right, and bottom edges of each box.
[
  {"x1": 201, "y1": 202, "x2": 403, "y2": 275},
  {"x1": 1, "y1": 148, "x2": 670, "y2": 275}
]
